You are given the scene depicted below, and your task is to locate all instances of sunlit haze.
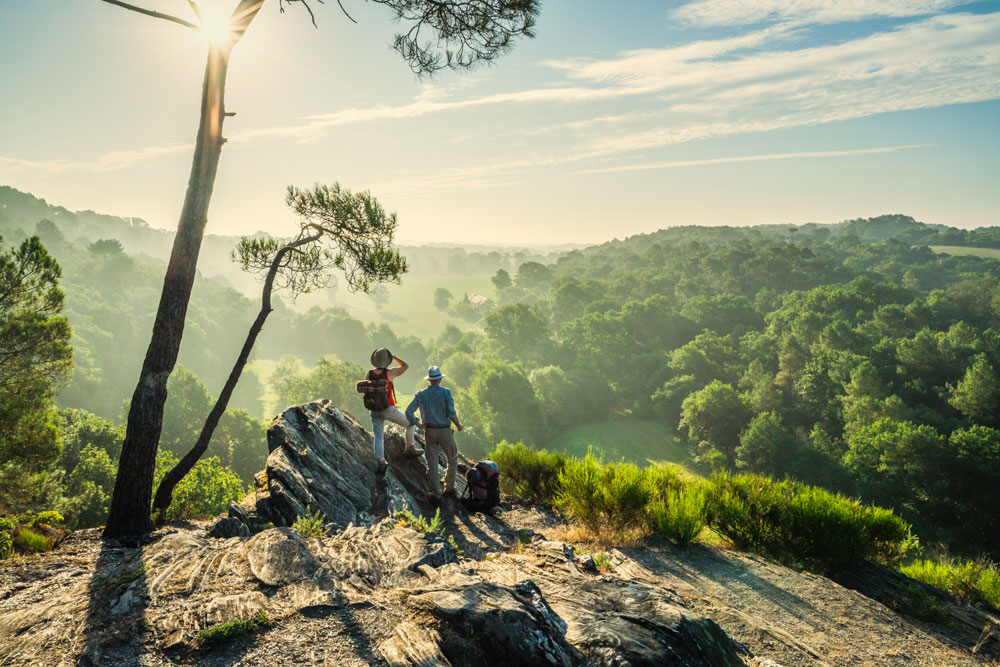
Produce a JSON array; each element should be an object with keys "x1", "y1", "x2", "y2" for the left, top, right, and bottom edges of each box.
[
  {"x1": 1, "y1": 0, "x2": 998, "y2": 244},
  {"x1": 199, "y1": 3, "x2": 236, "y2": 47}
]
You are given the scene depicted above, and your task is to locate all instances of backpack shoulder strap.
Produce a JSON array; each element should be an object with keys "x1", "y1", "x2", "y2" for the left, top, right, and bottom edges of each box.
[{"x1": 381, "y1": 368, "x2": 396, "y2": 404}]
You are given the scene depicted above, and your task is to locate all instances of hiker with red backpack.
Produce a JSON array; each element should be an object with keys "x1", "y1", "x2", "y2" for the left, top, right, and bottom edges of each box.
[
  {"x1": 404, "y1": 365, "x2": 463, "y2": 503},
  {"x1": 359, "y1": 348, "x2": 419, "y2": 474}
]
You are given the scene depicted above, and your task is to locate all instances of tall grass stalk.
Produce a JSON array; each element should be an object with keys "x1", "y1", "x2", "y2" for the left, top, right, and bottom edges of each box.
[{"x1": 902, "y1": 558, "x2": 1000, "y2": 608}]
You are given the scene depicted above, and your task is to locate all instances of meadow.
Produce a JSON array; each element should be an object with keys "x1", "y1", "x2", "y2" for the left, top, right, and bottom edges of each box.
[
  {"x1": 544, "y1": 418, "x2": 689, "y2": 465},
  {"x1": 929, "y1": 245, "x2": 1000, "y2": 259}
]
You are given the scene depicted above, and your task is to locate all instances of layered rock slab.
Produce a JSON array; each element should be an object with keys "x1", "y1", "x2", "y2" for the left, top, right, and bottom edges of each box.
[{"x1": 257, "y1": 399, "x2": 452, "y2": 530}]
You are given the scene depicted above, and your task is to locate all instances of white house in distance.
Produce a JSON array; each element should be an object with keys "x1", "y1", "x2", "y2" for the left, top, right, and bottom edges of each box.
[{"x1": 468, "y1": 294, "x2": 490, "y2": 308}]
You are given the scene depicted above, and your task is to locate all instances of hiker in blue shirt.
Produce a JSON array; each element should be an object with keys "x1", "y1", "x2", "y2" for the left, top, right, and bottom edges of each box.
[{"x1": 405, "y1": 366, "x2": 463, "y2": 503}]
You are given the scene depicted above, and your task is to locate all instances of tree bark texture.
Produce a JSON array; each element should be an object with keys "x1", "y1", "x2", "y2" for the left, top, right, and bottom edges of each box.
[
  {"x1": 151, "y1": 232, "x2": 324, "y2": 515},
  {"x1": 103, "y1": 44, "x2": 232, "y2": 538}
]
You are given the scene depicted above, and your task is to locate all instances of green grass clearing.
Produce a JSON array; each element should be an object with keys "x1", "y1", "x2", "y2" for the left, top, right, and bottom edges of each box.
[
  {"x1": 545, "y1": 418, "x2": 689, "y2": 465},
  {"x1": 929, "y1": 246, "x2": 1000, "y2": 259}
]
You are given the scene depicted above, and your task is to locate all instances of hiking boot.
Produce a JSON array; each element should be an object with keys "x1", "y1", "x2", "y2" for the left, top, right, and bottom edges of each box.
[
  {"x1": 402, "y1": 447, "x2": 424, "y2": 459},
  {"x1": 426, "y1": 493, "x2": 441, "y2": 504},
  {"x1": 375, "y1": 459, "x2": 388, "y2": 474},
  {"x1": 442, "y1": 489, "x2": 457, "y2": 498}
]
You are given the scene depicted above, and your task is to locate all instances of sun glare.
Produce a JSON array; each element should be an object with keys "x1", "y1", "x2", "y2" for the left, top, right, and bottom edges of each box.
[{"x1": 200, "y1": 5, "x2": 234, "y2": 47}]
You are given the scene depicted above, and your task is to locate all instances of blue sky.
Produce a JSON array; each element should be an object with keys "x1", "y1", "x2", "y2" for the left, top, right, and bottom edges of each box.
[{"x1": 1, "y1": 0, "x2": 997, "y2": 244}]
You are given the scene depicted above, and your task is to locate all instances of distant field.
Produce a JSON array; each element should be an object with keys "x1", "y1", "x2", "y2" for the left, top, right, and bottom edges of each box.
[
  {"x1": 930, "y1": 245, "x2": 1000, "y2": 259},
  {"x1": 296, "y1": 273, "x2": 496, "y2": 341},
  {"x1": 545, "y1": 418, "x2": 690, "y2": 465}
]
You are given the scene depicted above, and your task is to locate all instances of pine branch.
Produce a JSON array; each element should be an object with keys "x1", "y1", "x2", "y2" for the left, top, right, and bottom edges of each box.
[{"x1": 97, "y1": 0, "x2": 200, "y2": 31}]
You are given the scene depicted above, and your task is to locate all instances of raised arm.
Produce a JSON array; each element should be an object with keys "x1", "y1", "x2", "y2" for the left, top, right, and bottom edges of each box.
[{"x1": 387, "y1": 354, "x2": 408, "y2": 380}]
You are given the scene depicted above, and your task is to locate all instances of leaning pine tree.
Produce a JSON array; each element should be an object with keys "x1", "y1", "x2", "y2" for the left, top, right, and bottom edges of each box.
[
  {"x1": 152, "y1": 183, "x2": 406, "y2": 516},
  {"x1": 98, "y1": 0, "x2": 540, "y2": 537}
]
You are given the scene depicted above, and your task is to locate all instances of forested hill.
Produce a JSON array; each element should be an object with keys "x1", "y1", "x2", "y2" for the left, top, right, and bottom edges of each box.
[
  {"x1": 597, "y1": 213, "x2": 995, "y2": 250},
  {"x1": 0, "y1": 186, "x2": 561, "y2": 289},
  {"x1": 5, "y1": 183, "x2": 1000, "y2": 568}
]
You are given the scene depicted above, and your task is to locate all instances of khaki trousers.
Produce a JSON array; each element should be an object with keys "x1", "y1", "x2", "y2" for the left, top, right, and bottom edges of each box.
[{"x1": 424, "y1": 427, "x2": 458, "y2": 496}]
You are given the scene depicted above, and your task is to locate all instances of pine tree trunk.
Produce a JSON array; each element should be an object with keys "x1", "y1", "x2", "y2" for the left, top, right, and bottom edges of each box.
[
  {"x1": 151, "y1": 307, "x2": 270, "y2": 515},
  {"x1": 103, "y1": 44, "x2": 232, "y2": 539},
  {"x1": 151, "y1": 233, "x2": 322, "y2": 516}
]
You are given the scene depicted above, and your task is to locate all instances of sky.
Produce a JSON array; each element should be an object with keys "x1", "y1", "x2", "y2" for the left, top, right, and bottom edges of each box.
[{"x1": 1, "y1": 0, "x2": 998, "y2": 245}]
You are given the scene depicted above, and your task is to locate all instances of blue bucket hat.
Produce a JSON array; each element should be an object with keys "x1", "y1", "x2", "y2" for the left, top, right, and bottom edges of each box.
[{"x1": 425, "y1": 366, "x2": 445, "y2": 381}]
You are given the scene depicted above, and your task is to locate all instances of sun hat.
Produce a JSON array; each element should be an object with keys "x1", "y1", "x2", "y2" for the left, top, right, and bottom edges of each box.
[
  {"x1": 371, "y1": 348, "x2": 392, "y2": 368},
  {"x1": 425, "y1": 366, "x2": 445, "y2": 381}
]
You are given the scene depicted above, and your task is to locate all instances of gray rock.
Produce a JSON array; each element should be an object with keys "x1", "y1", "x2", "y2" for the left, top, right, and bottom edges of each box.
[
  {"x1": 259, "y1": 400, "x2": 449, "y2": 529},
  {"x1": 515, "y1": 579, "x2": 568, "y2": 637},
  {"x1": 409, "y1": 581, "x2": 579, "y2": 667},
  {"x1": 558, "y1": 579, "x2": 747, "y2": 666},
  {"x1": 228, "y1": 500, "x2": 251, "y2": 526},
  {"x1": 578, "y1": 553, "x2": 597, "y2": 572},
  {"x1": 405, "y1": 540, "x2": 456, "y2": 573},
  {"x1": 208, "y1": 516, "x2": 250, "y2": 539},
  {"x1": 245, "y1": 527, "x2": 320, "y2": 586}
]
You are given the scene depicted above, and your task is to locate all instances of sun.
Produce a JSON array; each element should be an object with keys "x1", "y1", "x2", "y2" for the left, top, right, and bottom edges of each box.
[{"x1": 200, "y1": 5, "x2": 235, "y2": 47}]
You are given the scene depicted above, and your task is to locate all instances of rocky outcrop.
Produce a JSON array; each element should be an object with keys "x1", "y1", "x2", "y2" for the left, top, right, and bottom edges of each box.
[
  {"x1": 254, "y1": 399, "x2": 450, "y2": 531},
  {"x1": 2, "y1": 400, "x2": 995, "y2": 666}
]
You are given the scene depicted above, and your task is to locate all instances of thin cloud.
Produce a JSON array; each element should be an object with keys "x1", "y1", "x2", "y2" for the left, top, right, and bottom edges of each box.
[
  {"x1": 3, "y1": 11, "x2": 997, "y2": 180},
  {"x1": 0, "y1": 143, "x2": 192, "y2": 175},
  {"x1": 577, "y1": 145, "x2": 932, "y2": 174},
  {"x1": 671, "y1": 0, "x2": 966, "y2": 28}
]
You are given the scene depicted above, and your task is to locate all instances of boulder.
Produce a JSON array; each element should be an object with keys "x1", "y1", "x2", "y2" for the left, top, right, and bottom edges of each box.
[
  {"x1": 245, "y1": 527, "x2": 320, "y2": 586},
  {"x1": 207, "y1": 516, "x2": 249, "y2": 539},
  {"x1": 408, "y1": 580, "x2": 579, "y2": 666}
]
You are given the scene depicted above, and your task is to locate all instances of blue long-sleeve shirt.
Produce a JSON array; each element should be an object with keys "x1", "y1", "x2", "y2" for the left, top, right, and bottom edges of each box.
[{"x1": 405, "y1": 384, "x2": 457, "y2": 428}]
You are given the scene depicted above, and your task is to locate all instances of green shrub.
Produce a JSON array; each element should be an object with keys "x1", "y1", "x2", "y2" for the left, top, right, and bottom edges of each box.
[
  {"x1": 643, "y1": 462, "x2": 689, "y2": 498},
  {"x1": 649, "y1": 485, "x2": 706, "y2": 547},
  {"x1": 902, "y1": 558, "x2": 1000, "y2": 608},
  {"x1": 556, "y1": 452, "x2": 606, "y2": 533},
  {"x1": 490, "y1": 441, "x2": 566, "y2": 505},
  {"x1": 13, "y1": 528, "x2": 51, "y2": 553},
  {"x1": 891, "y1": 584, "x2": 950, "y2": 624},
  {"x1": 447, "y1": 534, "x2": 464, "y2": 558},
  {"x1": 198, "y1": 610, "x2": 271, "y2": 644},
  {"x1": 592, "y1": 552, "x2": 612, "y2": 573},
  {"x1": 395, "y1": 508, "x2": 443, "y2": 535},
  {"x1": 703, "y1": 472, "x2": 912, "y2": 569},
  {"x1": 0, "y1": 517, "x2": 13, "y2": 560},
  {"x1": 292, "y1": 508, "x2": 327, "y2": 538},
  {"x1": 154, "y1": 453, "x2": 245, "y2": 521},
  {"x1": 601, "y1": 461, "x2": 654, "y2": 534},
  {"x1": 557, "y1": 454, "x2": 653, "y2": 539},
  {"x1": 34, "y1": 511, "x2": 64, "y2": 526}
]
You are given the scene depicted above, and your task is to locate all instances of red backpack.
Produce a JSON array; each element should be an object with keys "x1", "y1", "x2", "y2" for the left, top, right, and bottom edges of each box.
[
  {"x1": 356, "y1": 369, "x2": 394, "y2": 411},
  {"x1": 462, "y1": 460, "x2": 500, "y2": 514}
]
